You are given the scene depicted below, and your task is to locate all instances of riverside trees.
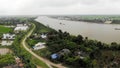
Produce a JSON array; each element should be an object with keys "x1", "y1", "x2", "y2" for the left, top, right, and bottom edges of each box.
[
  {"x1": 29, "y1": 20, "x2": 120, "y2": 68},
  {"x1": 46, "y1": 29, "x2": 120, "y2": 67}
]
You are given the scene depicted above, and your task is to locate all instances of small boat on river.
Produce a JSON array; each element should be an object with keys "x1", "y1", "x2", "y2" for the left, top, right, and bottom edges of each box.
[{"x1": 115, "y1": 28, "x2": 120, "y2": 30}]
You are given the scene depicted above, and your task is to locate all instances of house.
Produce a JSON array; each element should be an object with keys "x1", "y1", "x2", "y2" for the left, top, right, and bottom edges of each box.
[
  {"x1": 33, "y1": 42, "x2": 46, "y2": 50},
  {"x1": 14, "y1": 26, "x2": 28, "y2": 31},
  {"x1": 16, "y1": 24, "x2": 24, "y2": 27},
  {"x1": 104, "y1": 20, "x2": 112, "y2": 24},
  {"x1": 74, "y1": 51, "x2": 87, "y2": 59},
  {"x1": 41, "y1": 34, "x2": 47, "y2": 39},
  {"x1": 2, "y1": 34, "x2": 15, "y2": 40},
  {"x1": 16, "y1": 24, "x2": 27, "y2": 27},
  {"x1": 32, "y1": 33, "x2": 47, "y2": 39},
  {"x1": 32, "y1": 33, "x2": 40, "y2": 39},
  {"x1": 51, "y1": 49, "x2": 71, "y2": 59},
  {"x1": 58, "y1": 49, "x2": 71, "y2": 56},
  {"x1": 14, "y1": 24, "x2": 29, "y2": 32},
  {"x1": 0, "y1": 40, "x2": 13, "y2": 46},
  {"x1": 51, "y1": 53, "x2": 59, "y2": 59}
]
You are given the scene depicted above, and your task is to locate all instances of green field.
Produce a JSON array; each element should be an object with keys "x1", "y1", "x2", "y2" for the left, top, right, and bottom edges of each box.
[{"x1": 0, "y1": 25, "x2": 12, "y2": 33}]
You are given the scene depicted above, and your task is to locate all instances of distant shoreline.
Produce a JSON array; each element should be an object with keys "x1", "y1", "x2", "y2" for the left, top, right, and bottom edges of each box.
[{"x1": 49, "y1": 15, "x2": 120, "y2": 24}]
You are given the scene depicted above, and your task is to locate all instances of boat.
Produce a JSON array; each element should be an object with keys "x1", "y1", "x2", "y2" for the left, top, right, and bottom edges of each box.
[
  {"x1": 59, "y1": 22, "x2": 62, "y2": 24},
  {"x1": 115, "y1": 28, "x2": 120, "y2": 30},
  {"x1": 59, "y1": 22, "x2": 65, "y2": 25}
]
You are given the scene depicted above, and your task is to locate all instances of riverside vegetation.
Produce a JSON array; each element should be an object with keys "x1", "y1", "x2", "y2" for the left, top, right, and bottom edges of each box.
[
  {"x1": 28, "y1": 20, "x2": 120, "y2": 68},
  {"x1": 51, "y1": 15, "x2": 120, "y2": 24}
]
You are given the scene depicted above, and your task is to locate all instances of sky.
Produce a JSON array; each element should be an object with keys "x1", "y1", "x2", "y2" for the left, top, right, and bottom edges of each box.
[{"x1": 0, "y1": 0, "x2": 120, "y2": 15}]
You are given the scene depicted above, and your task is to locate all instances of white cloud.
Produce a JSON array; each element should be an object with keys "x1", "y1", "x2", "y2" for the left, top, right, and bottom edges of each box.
[{"x1": 0, "y1": 0, "x2": 120, "y2": 15}]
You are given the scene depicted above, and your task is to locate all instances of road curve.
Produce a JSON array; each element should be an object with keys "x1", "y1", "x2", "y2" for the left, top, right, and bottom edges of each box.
[{"x1": 22, "y1": 23, "x2": 66, "y2": 68}]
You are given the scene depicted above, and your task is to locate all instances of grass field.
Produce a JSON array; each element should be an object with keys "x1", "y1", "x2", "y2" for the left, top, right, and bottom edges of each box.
[
  {"x1": 0, "y1": 25, "x2": 12, "y2": 33},
  {"x1": 32, "y1": 56, "x2": 49, "y2": 68}
]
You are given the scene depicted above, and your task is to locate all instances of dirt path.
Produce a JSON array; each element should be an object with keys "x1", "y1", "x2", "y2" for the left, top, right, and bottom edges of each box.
[{"x1": 22, "y1": 23, "x2": 66, "y2": 68}]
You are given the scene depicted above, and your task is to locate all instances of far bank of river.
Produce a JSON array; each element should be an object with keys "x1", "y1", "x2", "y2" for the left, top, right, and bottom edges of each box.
[{"x1": 35, "y1": 16, "x2": 120, "y2": 44}]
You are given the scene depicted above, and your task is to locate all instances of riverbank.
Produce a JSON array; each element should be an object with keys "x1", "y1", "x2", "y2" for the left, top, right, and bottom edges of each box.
[{"x1": 50, "y1": 15, "x2": 120, "y2": 24}]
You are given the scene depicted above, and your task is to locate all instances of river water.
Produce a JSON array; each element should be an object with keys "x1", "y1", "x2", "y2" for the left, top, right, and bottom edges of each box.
[{"x1": 35, "y1": 16, "x2": 120, "y2": 44}]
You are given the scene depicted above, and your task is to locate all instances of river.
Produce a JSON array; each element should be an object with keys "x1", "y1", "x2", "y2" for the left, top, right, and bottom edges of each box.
[{"x1": 35, "y1": 16, "x2": 120, "y2": 44}]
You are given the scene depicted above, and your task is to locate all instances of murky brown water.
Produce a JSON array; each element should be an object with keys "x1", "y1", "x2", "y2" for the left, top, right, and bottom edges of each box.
[{"x1": 35, "y1": 16, "x2": 120, "y2": 44}]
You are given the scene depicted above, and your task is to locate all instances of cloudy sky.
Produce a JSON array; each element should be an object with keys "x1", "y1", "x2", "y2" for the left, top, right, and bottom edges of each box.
[{"x1": 0, "y1": 0, "x2": 120, "y2": 15}]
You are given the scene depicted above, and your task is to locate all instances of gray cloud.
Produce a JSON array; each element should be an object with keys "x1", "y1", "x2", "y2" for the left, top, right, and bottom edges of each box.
[
  {"x1": 0, "y1": 0, "x2": 120, "y2": 15},
  {"x1": 79, "y1": 0, "x2": 100, "y2": 5}
]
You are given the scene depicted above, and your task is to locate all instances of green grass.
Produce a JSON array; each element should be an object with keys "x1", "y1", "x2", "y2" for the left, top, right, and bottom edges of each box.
[
  {"x1": 34, "y1": 48, "x2": 51, "y2": 58},
  {"x1": 27, "y1": 39, "x2": 39, "y2": 47},
  {"x1": 33, "y1": 21, "x2": 55, "y2": 34},
  {"x1": 40, "y1": 28, "x2": 51, "y2": 33},
  {"x1": 27, "y1": 38, "x2": 46, "y2": 48},
  {"x1": 32, "y1": 56, "x2": 49, "y2": 68},
  {"x1": 0, "y1": 25, "x2": 12, "y2": 33},
  {"x1": 0, "y1": 54, "x2": 15, "y2": 67}
]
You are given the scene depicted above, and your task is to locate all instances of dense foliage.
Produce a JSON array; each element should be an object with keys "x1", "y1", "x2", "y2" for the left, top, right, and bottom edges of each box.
[
  {"x1": 46, "y1": 30, "x2": 120, "y2": 68},
  {"x1": 28, "y1": 19, "x2": 120, "y2": 68},
  {"x1": 0, "y1": 54, "x2": 15, "y2": 67}
]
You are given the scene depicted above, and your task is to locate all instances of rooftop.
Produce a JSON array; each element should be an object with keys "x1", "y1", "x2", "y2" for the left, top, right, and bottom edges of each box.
[
  {"x1": 0, "y1": 40, "x2": 13, "y2": 46},
  {"x1": 33, "y1": 42, "x2": 46, "y2": 50},
  {"x1": 14, "y1": 26, "x2": 28, "y2": 31},
  {"x1": 2, "y1": 33, "x2": 15, "y2": 40},
  {"x1": 51, "y1": 53, "x2": 59, "y2": 59},
  {"x1": 41, "y1": 34, "x2": 47, "y2": 39},
  {"x1": 59, "y1": 49, "x2": 71, "y2": 54}
]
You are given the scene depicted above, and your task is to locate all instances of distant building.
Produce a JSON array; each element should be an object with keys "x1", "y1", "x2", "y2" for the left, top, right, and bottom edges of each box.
[
  {"x1": 104, "y1": 21, "x2": 112, "y2": 24},
  {"x1": 51, "y1": 53, "x2": 59, "y2": 59},
  {"x1": 1, "y1": 33, "x2": 15, "y2": 46},
  {"x1": 2, "y1": 33, "x2": 15, "y2": 40},
  {"x1": 33, "y1": 42, "x2": 46, "y2": 50},
  {"x1": 58, "y1": 49, "x2": 71, "y2": 56},
  {"x1": 0, "y1": 40, "x2": 13, "y2": 46},
  {"x1": 14, "y1": 24, "x2": 29, "y2": 32},
  {"x1": 51, "y1": 49, "x2": 71, "y2": 59},
  {"x1": 41, "y1": 34, "x2": 47, "y2": 39},
  {"x1": 16, "y1": 24, "x2": 27, "y2": 27},
  {"x1": 14, "y1": 26, "x2": 28, "y2": 31},
  {"x1": 74, "y1": 51, "x2": 87, "y2": 59}
]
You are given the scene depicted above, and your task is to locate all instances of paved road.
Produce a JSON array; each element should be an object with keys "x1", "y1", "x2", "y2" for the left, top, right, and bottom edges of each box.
[{"x1": 22, "y1": 23, "x2": 66, "y2": 68}]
